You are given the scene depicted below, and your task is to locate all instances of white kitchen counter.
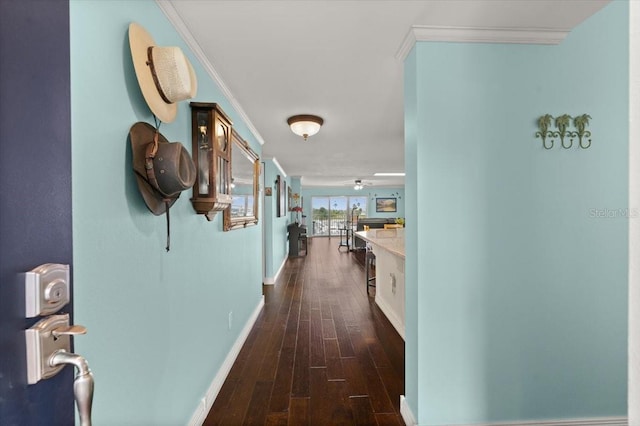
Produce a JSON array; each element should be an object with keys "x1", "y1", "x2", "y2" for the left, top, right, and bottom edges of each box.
[
  {"x1": 355, "y1": 228, "x2": 405, "y2": 339},
  {"x1": 355, "y1": 228, "x2": 405, "y2": 258}
]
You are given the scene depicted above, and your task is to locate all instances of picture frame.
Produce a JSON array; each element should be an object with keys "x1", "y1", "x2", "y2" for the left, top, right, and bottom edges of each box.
[
  {"x1": 281, "y1": 181, "x2": 287, "y2": 217},
  {"x1": 276, "y1": 175, "x2": 286, "y2": 217},
  {"x1": 375, "y1": 197, "x2": 397, "y2": 213}
]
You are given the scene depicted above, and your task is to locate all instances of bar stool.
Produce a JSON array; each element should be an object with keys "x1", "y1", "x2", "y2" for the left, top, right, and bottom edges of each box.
[
  {"x1": 298, "y1": 234, "x2": 308, "y2": 256},
  {"x1": 365, "y1": 245, "x2": 376, "y2": 294},
  {"x1": 338, "y1": 227, "x2": 349, "y2": 251}
]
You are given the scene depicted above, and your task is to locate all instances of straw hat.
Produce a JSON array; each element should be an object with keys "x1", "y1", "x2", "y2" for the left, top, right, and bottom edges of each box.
[
  {"x1": 130, "y1": 122, "x2": 196, "y2": 215},
  {"x1": 128, "y1": 22, "x2": 197, "y2": 123}
]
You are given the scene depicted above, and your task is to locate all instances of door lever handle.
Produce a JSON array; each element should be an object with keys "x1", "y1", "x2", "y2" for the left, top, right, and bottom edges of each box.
[
  {"x1": 52, "y1": 324, "x2": 87, "y2": 338},
  {"x1": 50, "y1": 351, "x2": 94, "y2": 426}
]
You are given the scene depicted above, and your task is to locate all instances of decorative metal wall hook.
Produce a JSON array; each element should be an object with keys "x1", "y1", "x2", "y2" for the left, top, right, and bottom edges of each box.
[
  {"x1": 535, "y1": 113, "x2": 592, "y2": 150},
  {"x1": 574, "y1": 114, "x2": 592, "y2": 149},
  {"x1": 535, "y1": 114, "x2": 554, "y2": 149},
  {"x1": 555, "y1": 114, "x2": 572, "y2": 149}
]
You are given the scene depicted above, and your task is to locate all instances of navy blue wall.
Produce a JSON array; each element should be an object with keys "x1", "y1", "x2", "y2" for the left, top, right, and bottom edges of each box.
[{"x1": 0, "y1": 0, "x2": 74, "y2": 424}]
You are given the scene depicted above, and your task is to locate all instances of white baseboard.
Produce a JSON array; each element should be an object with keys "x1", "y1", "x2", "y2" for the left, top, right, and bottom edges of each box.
[
  {"x1": 374, "y1": 294, "x2": 405, "y2": 340},
  {"x1": 187, "y1": 296, "x2": 265, "y2": 426},
  {"x1": 454, "y1": 418, "x2": 628, "y2": 426},
  {"x1": 263, "y1": 253, "x2": 288, "y2": 285},
  {"x1": 398, "y1": 395, "x2": 626, "y2": 426},
  {"x1": 401, "y1": 395, "x2": 417, "y2": 426}
]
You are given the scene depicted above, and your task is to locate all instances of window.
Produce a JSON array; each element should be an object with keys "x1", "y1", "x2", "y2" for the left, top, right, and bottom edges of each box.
[{"x1": 311, "y1": 196, "x2": 367, "y2": 237}]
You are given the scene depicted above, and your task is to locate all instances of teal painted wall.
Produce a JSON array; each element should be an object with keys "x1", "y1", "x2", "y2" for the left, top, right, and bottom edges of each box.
[
  {"x1": 263, "y1": 160, "x2": 289, "y2": 279},
  {"x1": 405, "y1": 2, "x2": 628, "y2": 424},
  {"x1": 301, "y1": 187, "x2": 405, "y2": 221},
  {"x1": 404, "y1": 48, "x2": 420, "y2": 422},
  {"x1": 262, "y1": 161, "x2": 275, "y2": 279},
  {"x1": 290, "y1": 177, "x2": 302, "y2": 223},
  {"x1": 290, "y1": 177, "x2": 302, "y2": 196},
  {"x1": 70, "y1": 1, "x2": 263, "y2": 424}
]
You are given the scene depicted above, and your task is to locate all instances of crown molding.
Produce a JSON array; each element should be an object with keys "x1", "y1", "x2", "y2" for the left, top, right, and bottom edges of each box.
[
  {"x1": 156, "y1": 0, "x2": 265, "y2": 146},
  {"x1": 263, "y1": 157, "x2": 288, "y2": 178},
  {"x1": 396, "y1": 25, "x2": 570, "y2": 62},
  {"x1": 272, "y1": 158, "x2": 287, "y2": 177}
]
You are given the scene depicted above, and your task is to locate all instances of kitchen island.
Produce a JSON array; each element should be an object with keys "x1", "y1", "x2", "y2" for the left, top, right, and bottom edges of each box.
[{"x1": 354, "y1": 228, "x2": 405, "y2": 339}]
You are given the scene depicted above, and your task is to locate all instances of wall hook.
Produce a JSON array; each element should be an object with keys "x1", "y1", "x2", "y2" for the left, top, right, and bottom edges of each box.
[
  {"x1": 535, "y1": 114, "x2": 554, "y2": 149},
  {"x1": 535, "y1": 113, "x2": 592, "y2": 150},
  {"x1": 574, "y1": 114, "x2": 592, "y2": 149},
  {"x1": 555, "y1": 114, "x2": 572, "y2": 149}
]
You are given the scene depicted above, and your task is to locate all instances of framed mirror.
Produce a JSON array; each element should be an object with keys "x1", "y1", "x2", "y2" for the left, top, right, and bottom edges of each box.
[{"x1": 224, "y1": 129, "x2": 260, "y2": 231}]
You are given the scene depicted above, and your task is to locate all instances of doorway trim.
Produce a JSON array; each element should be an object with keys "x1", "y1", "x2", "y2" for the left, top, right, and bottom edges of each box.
[{"x1": 628, "y1": 1, "x2": 639, "y2": 422}]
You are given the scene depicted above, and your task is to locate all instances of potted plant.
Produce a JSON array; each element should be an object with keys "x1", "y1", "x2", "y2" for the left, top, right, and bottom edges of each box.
[{"x1": 291, "y1": 206, "x2": 303, "y2": 224}]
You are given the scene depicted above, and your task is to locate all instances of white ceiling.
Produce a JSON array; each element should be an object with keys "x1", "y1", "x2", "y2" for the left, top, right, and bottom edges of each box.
[{"x1": 165, "y1": 0, "x2": 610, "y2": 188}]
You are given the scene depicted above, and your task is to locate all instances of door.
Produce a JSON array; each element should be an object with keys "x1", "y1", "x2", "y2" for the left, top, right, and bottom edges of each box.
[
  {"x1": 311, "y1": 197, "x2": 330, "y2": 236},
  {"x1": 329, "y1": 197, "x2": 348, "y2": 236},
  {"x1": 0, "y1": 1, "x2": 75, "y2": 424},
  {"x1": 312, "y1": 196, "x2": 349, "y2": 236},
  {"x1": 311, "y1": 196, "x2": 363, "y2": 237}
]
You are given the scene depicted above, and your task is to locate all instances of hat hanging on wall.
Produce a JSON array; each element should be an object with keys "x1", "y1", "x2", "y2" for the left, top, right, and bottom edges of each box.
[
  {"x1": 128, "y1": 22, "x2": 198, "y2": 123},
  {"x1": 130, "y1": 122, "x2": 196, "y2": 250}
]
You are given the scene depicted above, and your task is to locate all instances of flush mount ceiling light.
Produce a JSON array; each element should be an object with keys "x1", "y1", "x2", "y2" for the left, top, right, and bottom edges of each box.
[
  {"x1": 354, "y1": 179, "x2": 364, "y2": 190},
  {"x1": 287, "y1": 114, "x2": 324, "y2": 141}
]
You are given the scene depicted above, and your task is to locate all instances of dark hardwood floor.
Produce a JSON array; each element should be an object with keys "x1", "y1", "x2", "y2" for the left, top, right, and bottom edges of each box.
[{"x1": 204, "y1": 237, "x2": 405, "y2": 426}]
